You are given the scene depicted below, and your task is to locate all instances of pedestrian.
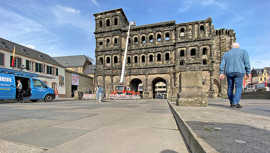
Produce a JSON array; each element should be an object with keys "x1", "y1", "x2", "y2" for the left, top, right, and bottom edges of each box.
[
  {"x1": 219, "y1": 42, "x2": 251, "y2": 108},
  {"x1": 16, "y1": 79, "x2": 23, "y2": 103}
]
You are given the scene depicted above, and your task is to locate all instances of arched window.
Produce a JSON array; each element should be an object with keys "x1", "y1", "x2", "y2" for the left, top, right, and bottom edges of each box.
[
  {"x1": 203, "y1": 59, "x2": 207, "y2": 65},
  {"x1": 141, "y1": 36, "x2": 146, "y2": 44},
  {"x1": 180, "y1": 50, "x2": 185, "y2": 57},
  {"x1": 114, "y1": 18, "x2": 118, "y2": 25},
  {"x1": 180, "y1": 60, "x2": 184, "y2": 65},
  {"x1": 180, "y1": 28, "x2": 185, "y2": 37},
  {"x1": 134, "y1": 37, "x2": 138, "y2": 44},
  {"x1": 200, "y1": 25, "x2": 205, "y2": 32},
  {"x1": 165, "y1": 33, "x2": 170, "y2": 40},
  {"x1": 99, "y1": 41, "x2": 103, "y2": 46},
  {"x1": 128, "y1": 38, "x2": 131, "y2": 44},
  {"x1": 114, "y1": 56, "x2": 118, "y2": 63},
  {"x1": 106, "y1": 39, "x2": 110, "y2": 46},
  {"x1": 149, "y1": 55, "x2": 153, "y2": 62},
  {"x1": 191, "y1": 48, "x2": 196, "y2": 56},
  {"x1": 165, "y1": 53, "x2": 170, "y2": 61},
  {"x1": 106, "y1": 19, "x2": 110, "y2": 26},
  {"x1": 141, "y1": 55, "x2": 145, "y2": 63},
  {"x1": 134, "y1": 56, "x2": 138, "y2": 63},
  {"x1": 127, "y1": 57, "x2": 131, "y2": 64},
  {"x1": 202, "y1": 48, "x2": 207, "y2": 55},
  {"x1": 99, "y1": 21, "x2": 102, "y2": 27},
  {"x1": 157, "y1": 54, "x2": 161, "y2": 61},
  {"x1": 114, "y1": 38, "x2": 118, "y2": 45},
  {"x1": 180, "y1": 28, "x2": 185, "y2": 33},
  {"x1": 99, "y1": 57, "x2": 104, "y2": 64},
  {"x1": 149, "y1": 35, "x2": 154, "y2": 43},
  {"x1": 106, "y1": 57, "x2": 111, "y2": 64},
  {"x1": 157, "y1": 34, "x2": 162, "y2": 42}
]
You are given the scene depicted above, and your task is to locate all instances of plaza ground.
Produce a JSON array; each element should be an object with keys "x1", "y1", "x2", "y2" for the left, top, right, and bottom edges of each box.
[
  {"x1": 0, "y1": 99, "x2": 188, "y2": 153},
  {"x1": 173, "y1": 98, "x2": 270, "y2": 153}
]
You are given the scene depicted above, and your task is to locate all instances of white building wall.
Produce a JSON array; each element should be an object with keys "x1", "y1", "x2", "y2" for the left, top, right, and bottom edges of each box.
[{"x1": 0, "y1": 49, "x2": 66, "y2": 95}]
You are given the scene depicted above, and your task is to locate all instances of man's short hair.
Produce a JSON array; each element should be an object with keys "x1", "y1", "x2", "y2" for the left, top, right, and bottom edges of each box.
[{"x1": 232, "y1": 42, "x2": 240, "y2": 48}]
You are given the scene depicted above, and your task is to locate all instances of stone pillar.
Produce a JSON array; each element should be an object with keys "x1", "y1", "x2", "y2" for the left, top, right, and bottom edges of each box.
[
  {"x1": 178, "y1": 71, "x2": 208, "y2": 107},
  {"x1": 144, "y1": 74, "x2": 150, "y2": 98}
]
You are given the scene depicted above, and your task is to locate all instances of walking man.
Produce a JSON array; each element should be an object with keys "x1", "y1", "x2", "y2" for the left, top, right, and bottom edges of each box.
[
  {"x1": 16, "y1": 79, "x2": 23, "y2": 103},
  {"x1": 220, "y1": 42, "x2": 251, "y2": 108}
]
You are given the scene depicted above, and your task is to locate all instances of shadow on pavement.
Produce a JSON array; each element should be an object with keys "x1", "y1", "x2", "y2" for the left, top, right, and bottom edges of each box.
[
  {"x1": 160, "y1": 149, "x2": 179, "y2": 153},
  {"x1": 186, "y1": 121, "x2": 270, "y2": 153}
]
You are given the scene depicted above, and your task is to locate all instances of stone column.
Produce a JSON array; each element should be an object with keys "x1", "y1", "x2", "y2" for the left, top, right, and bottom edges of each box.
[{"x1": 178, "y1": 71, "x2": 208, "y2": 106}]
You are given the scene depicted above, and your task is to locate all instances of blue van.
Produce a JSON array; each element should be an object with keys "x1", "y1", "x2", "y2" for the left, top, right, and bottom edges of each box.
[{"x1": 0, "y1": 68, "x2": 55, "y2": 102}]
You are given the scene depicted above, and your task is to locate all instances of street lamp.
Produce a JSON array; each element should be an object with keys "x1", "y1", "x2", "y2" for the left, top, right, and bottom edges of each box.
[{"x1": 120, "y1": 21, "x2": 136, "y2": 83}]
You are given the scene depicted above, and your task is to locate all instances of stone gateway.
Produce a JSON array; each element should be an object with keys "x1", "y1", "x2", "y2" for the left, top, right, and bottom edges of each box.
[{"x1": 93, "y1": 8, "x2": 235, "y2": 100}]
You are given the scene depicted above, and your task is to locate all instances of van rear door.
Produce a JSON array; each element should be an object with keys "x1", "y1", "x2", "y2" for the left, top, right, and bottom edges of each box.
[{"x1": 0, "y1": 74, "x2": 16, "y2": 100}]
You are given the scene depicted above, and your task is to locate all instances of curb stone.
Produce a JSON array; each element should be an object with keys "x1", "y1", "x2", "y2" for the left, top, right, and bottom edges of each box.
[{"x1": 168, "y1": 101, "x2": 219, "y2": 153}]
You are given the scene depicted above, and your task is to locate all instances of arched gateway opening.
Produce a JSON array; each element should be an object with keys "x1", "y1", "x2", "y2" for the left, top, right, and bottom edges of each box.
[
  {"x1": 130, "y1": 78, "x2": 143, "y2": 94},
  {"x1": 152, "y1": 77, "x2": 167, "y2": 99}
]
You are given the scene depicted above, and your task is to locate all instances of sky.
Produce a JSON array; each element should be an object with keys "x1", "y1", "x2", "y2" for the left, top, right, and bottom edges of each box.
[{"x1": 0, "y1": 0, "x2": 269, "y2": 68}]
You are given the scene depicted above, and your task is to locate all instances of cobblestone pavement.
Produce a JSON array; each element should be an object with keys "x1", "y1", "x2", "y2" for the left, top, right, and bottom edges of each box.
[{"x1": 0, "y1": 99, "x2": 188, "y2": 153}]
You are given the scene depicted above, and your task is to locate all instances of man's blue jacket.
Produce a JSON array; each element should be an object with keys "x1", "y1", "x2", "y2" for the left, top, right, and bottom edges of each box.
[{"x1": 220, "y1": 48, "x2": 251, "y2": 75}]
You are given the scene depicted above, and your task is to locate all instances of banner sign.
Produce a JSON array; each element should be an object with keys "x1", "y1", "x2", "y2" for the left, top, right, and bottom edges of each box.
[{"x1": 72, "y1": 74, "x2": 79, "y2": 85}]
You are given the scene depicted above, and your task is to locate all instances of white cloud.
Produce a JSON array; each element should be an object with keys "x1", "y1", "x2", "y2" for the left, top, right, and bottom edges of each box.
[
  {"x1": 52, "y1": 5, "x2": 89, "y2": 31},
  {"x1": 91, "y1": 0, "x2": 100, "y2": 7},
  {"x1": 56, "y1": 5, "x2": 80, "y2": 14}
]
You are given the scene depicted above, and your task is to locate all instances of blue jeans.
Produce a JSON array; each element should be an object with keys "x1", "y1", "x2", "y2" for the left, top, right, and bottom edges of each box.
[{"x1": 226, "y1": 72, "x2": 245, "y2": 105}]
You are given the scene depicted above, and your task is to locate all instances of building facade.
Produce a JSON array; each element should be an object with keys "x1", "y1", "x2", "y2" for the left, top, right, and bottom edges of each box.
[
  {"x1": 54, "y1": 55, "x2": 95, "y2": 77},
  {"x1": 93, "y1": 8, "x2": 236, "y2": 99},
  {"x1": 0, "y1": 37, "x2": 66, "y2": 96}
]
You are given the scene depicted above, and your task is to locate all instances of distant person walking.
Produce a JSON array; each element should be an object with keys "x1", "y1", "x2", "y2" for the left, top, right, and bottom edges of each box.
[
  {"x1": 220, "y1": 42, "x2": 251, "y2": 108},
  {"x1": 96, "y1": 85, "x2": 104, "y2": 103}
]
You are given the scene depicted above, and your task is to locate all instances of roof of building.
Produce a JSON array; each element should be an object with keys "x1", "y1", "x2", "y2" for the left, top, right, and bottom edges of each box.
[
  {"x1": 53, "y1": 55, "x2": 94, "y2": 68},
  {"x1": 93, "y1": 8, "x2": 129, "y2": 24},
  {"x1": 0, "y1": 37, "x2": 63, "y2": 67}
]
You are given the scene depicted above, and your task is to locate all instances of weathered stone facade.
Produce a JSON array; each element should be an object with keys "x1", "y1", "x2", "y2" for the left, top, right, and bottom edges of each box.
[{"x1": 93, "y1": 8, "x2": 236, "y2": 99}]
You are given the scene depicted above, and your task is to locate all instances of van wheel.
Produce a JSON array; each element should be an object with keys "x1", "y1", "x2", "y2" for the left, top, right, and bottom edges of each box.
[{"x1": 44, "y1": 95, "x2": 53, "y2": 102}]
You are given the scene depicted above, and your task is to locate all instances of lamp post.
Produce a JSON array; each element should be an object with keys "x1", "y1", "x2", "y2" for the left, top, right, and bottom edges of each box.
[{"x1": 120, "y1": 21, "x2": 136, "y2": 84}]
